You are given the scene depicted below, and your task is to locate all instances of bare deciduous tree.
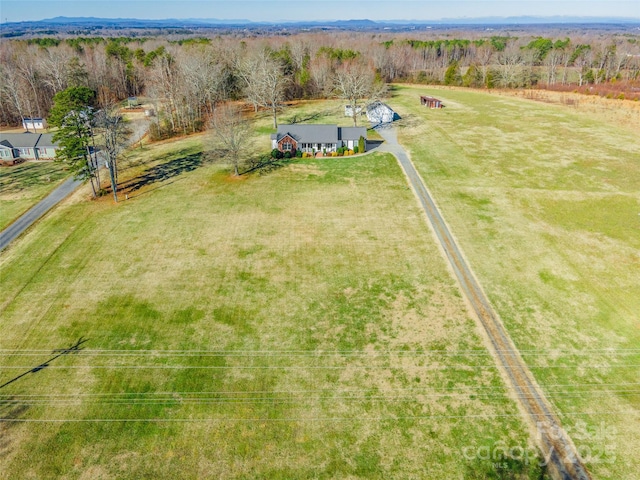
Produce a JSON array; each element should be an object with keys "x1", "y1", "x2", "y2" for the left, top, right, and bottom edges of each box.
[
  {"x1": 238, "y1": 49, "x2": 287, "y2": 128},
  {"x1": 0, "y1": 64, "x2": 31, "y2": 128},
  {"x1": 545, "y1": 48, "x2": 563, "y2": 86},
  {"x1": 96, "y1": 105, "x2": 129, "y2": 201},
  {"x1": 496, "y1": 44, "x2": 525, "y2": 88},
  {"x1": 476, "y1": 45, "x2": 494, "y2": 87},
  {"x1": 209, "y1": 104, "x2": 251, "y2": 177},
  {"x1": 309, "y1": 56, "x2": 333, "y2": 97},
  {"x1": 334, "y1": 61, "x2": 385, "y2": 127},
  {"x1": 41, "y1": 47, "x2": 73, "y2": 93},
  {"x1": 573, "y1": 48, "x2": 593, "y2": 86}
]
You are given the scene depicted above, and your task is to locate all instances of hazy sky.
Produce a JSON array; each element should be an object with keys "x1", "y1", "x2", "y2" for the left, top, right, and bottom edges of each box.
[{"x1": 1, "y1": 0, "x2": 639, "y2": 23}]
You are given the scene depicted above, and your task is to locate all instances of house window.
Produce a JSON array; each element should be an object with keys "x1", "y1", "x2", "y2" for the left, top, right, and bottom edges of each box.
[{"x1": 283, "y1": 142, "x2": 293, "y2": 151}]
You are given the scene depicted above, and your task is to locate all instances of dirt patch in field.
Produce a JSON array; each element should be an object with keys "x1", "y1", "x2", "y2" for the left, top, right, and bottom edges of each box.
[{"x1": 387, "y1": 289, "x2": 464, "y2": 347}]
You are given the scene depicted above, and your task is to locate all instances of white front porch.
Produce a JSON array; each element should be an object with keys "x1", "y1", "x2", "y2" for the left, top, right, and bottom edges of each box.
[{"x1": 297, "y1": 142, "x2": 339, "y2": 153}]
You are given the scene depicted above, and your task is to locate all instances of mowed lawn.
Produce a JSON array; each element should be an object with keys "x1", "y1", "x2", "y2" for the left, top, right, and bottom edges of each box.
[
  {"x1": 0, "y1": 130, "x2": 538, "y2": 478},
  {"x1": 390, "y1": 85, "x2": 640, "y2": 479},
  {"x1": 0, "y1": 161, "x2": 69, "y2": 230}
]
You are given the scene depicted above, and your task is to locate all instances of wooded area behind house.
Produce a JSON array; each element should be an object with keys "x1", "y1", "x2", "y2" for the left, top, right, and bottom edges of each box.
[{"x1": 1, "y1": 30, "x2": 638, "y2": 136}]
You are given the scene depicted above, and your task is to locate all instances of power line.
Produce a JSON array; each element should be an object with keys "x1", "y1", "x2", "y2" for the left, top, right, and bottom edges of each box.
[
  {"x1": 1, "y1": 364, "x2": 637, "y2": 370},
  {"x1": 2, "y1": 348, "x2": 638, "y2": 357},
  {"x1": 4, "y1": 391, "x2": 638, "y2": 407},
  {"x1": 4, "y1": 382, "x2": 637, "y2": 398},
  {"x1": 0, "y1": 338, "x2": 88, "y2": 389},
  {"x1": 2, "y1": 411, "x2": 637, "y2": 423}
]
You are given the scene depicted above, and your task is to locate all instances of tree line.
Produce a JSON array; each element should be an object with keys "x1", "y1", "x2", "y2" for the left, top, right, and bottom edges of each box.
[{"x1": 1, "y1": 31, "x2": 638, "y2": 134}]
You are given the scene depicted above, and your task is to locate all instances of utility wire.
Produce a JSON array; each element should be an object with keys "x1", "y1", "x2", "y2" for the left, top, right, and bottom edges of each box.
[
  {"x1": 2, "y1": 411, "x2": 637, "y2": 423},
  {"x1": 0, "y1": 338, "x2": 88, "y2": 390},
  {"x1": 1, "y1": 364, "x2": 637, "y2": 370},
  {"x1": 2, "y1": 348, "x2": 638, "y2": 357}
]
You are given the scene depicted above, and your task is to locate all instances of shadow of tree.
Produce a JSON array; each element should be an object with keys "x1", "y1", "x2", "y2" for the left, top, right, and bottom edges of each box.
[
  {"x1": 288, "y1": 112, "x2": 322, "y2": 124},
  {"x1": 242, "y1": 154, "x2": 292, "y2": 176},
  {"x1": 120, "y1": 152, "x2": 204, "y2": 193},
  {"x1": 0, "y1": 163, "x2": 67, "y2": 194},
  {"x1": 286, "y1": 106, "x2": 344, "y2": 125}
]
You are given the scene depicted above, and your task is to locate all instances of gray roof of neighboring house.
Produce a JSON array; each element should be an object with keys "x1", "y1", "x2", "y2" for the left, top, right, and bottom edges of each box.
[
  {"x1": 339, "y1": 127, "x2": 367, "y2": 141},
  {"x1": 0, "y1": 133, "x2": 41, "y2": 148},
  {"x1": 272, "y1": 124, "x2": 339, "y2": 144},
  {"x1": 35, "y1": 133, "x2": 57, "y2": 148},
  {"x1": 0, "y1": 132, "x2": 59, "y2": 149}
]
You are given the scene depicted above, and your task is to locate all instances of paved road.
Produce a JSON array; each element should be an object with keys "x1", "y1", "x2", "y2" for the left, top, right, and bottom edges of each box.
[
  {"x1": 0, "y1": 176, "x2": 83, "y2": 252},
  {"x1": 376, "y1": 126, "x2": 590, "y2": 480}
]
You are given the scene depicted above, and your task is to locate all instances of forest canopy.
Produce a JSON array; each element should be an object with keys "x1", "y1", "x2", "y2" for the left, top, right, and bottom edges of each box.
[{"x1": 1, "y1": 29, "x2": 638, "y2": 134}]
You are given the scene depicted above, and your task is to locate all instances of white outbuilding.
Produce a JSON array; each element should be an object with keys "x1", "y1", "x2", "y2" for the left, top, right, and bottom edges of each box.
[
  {"x1": 22, "y1": 118, "x2": 47, "y2": 131},
  {"x1": 344, "y1": 105, "x2": 364, "y2": 117},
  {"x1": 366, "y1": 102, "x2": 397, "y2": 125}
]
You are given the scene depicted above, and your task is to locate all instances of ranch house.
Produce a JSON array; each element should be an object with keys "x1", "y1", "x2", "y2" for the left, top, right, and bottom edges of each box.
[
  {"x1": 0, "y1": 133, "x2": 59, "y2": 165},
  {"x1": 271, "y1": 124, "x2": 367, "y2": 154}
]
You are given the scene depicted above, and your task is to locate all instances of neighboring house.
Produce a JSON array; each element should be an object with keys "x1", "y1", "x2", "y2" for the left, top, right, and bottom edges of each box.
[
  {"x1": 366, "y1": 101, "x2": 398, "y2": 125},
  {"x1": 22, "y1": 117, "x2": 47, "y2": 131},
  {"x1": 271, "y1": 124, "x2": 367, "y2": 154},
  {"x1": 420, "y1": 96, "x2": 444, "y2": 108},
  {"x1": 0, "y1": 133, "x2": 59, "y2": 165}
]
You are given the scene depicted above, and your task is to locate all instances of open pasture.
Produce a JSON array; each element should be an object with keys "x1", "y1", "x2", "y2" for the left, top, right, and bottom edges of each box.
[
  {"x1": 390, "y1": 85, "x2": 640, "y2": 479},
  {"x1": 0, "y1": 117, "x2": 536, "y2": 478}
]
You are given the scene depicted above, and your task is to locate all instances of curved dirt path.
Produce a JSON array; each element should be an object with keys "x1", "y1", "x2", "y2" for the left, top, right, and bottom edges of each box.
[{"x1": 376, "y1": 126, "x2": 591, "y2": 480}]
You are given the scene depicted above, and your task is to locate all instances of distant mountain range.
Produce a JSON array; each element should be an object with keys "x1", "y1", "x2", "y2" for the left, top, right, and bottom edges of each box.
[
  {"x1": 2, "y1": 15, "x2": 639, "y2": 37},
  {"x1": 6, "y1": 15, "x2": 640, "y2": 26}
]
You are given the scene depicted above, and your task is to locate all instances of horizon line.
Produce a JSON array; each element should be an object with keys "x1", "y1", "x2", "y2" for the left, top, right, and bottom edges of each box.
[{"x1": 4, "y1": 14, "x2": 640, "y2": 25}]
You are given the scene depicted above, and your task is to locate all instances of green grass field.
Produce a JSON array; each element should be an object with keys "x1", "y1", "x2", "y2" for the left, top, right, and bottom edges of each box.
[
  {"x1": 0, "y1": 161, "x2": 69, "y2": 230},
  {"x1": 389, "y1": 85, "x2": 640, "y2": 479},
  {"x1": 2, "y1": 90, "x2": 637, "y2": 479},
  {"x1": 0, "y1": 121, "x2": 538, "y2": 478}
]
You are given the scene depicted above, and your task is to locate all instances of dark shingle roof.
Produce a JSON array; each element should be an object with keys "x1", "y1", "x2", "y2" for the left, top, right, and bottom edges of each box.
[
  {"x1": 276, "y1": 124, "x2": 339, "y2": 144},
  {"x1": 0, "y1": 132, "x2": 58, "y2": 149},
  {"x1": 272, "y1": 124, "x2": 368, "y2": 146},
  {"x1": 0, "y1": 133, "x2": 40, "y2": 148},
  {"x1": 339, "y1": 127, "x2": 367, "y2": 141},
  {"x1": 35, "y1": 133, "x2": 57, "y2": 148}
]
